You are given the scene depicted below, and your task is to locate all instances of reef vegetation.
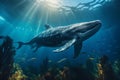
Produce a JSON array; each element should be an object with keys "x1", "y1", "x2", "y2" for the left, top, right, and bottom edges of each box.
[
  {"x1": 9, "y1": 63, "x2": 27, "y2": 80},
  {"x1": 0, "y1": 36, "x2": 15, "y2": 80},
  {"x1": 9, "y1": 55, "x2": 120, "y2": 80},
  {"x1": 0, "y1": 36, "x2": 120, "y2": 80}
]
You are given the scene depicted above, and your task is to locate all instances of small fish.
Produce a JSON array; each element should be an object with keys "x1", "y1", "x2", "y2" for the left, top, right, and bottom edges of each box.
[
  {"x1": 48, "y1": 60, "x2": 52, "y2": 63},
  {"x1": 57, "y1": 58, "x2": 67, "y2": 63},
  {"x1": 27, "y1": 58, "x2": 37, "y2": 62},
  {"x1": 89, "y1": 57, "x2": 95, "y2": 60}
]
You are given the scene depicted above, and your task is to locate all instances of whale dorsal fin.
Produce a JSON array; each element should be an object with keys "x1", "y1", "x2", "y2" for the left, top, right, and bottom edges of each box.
[
  {"x1": 73, "y1": 40, "x2": 82, "y2": 58},
  {"x1": 53, "y1": 38, "x2": 76, "y2": 53},
  {"x1": 44, "y1": 24, "x2": 52, "y2": 29}
]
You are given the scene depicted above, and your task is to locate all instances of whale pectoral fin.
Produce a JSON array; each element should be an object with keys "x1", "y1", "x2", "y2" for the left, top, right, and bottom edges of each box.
[
  {"x1": 53, "y1": 38, "x2": 76, "y2": 53},
  {"x1": 73, "y1": 41, "x2": 82, "y2": 58}
]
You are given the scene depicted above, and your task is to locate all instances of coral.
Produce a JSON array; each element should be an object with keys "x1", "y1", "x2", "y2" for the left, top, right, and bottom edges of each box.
[
  {"x1": 9, "y1": 63, "x2": 27, "y2": 80},
  {"x1": 96, "y1": 55, "x2": 118, "y2": 80},
  {"x1": 96, "y1": 63, "x2": 104, "y2": 80}
]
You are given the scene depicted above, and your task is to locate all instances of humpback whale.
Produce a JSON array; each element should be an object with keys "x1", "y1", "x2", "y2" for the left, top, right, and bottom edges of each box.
[{"x1": 17, "y1": 20, "x2": 101, "y2": 58}]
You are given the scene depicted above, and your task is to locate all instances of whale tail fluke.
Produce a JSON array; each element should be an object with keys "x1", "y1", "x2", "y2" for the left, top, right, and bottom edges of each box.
[{"x1": 17, "y1": 42, "x2": 26, "y2": 49}]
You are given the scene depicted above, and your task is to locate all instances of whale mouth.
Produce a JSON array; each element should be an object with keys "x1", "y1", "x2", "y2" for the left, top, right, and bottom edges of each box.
[
  {"x1": 79, "y1": 21, "x2": 101, "y2": 41},
  {"x1": 92, "y1": 20, "x2": 101, "y2": 28},
  {"x1": 93, "y1": 23, "x2": 101, "y2": 28},
  {"x1": 79, "y1": 20, "x2": 101, "y2": 33},
  {"x1": 88, "y1": 20, "x2": 102, "y2": 31},
  {"x1": 86, "y1": 23, "x2": 101, "y2": 33},
  {"x1": 81, "y1": 22, "x2": 101, "y2": 34}
]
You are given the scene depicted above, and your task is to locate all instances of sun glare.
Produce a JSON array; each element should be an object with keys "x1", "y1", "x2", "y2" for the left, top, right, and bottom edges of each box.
[
  {"x1": 36, "y1": 0, "x2": 61, "y2": 8},
  {"x1": 46, "y1": 0, "x2": 59, "y2": 4}
]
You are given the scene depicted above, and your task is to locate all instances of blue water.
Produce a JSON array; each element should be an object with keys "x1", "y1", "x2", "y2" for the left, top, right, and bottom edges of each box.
[{"x1": 0, "y1": 0, "x2": 120, "y2": 75}]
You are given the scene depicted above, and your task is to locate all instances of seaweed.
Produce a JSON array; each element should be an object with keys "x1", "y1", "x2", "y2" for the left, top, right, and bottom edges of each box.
[
  {"x1": 0, "y1": 36, "x2": 119, "y2": 80},
  {"x1": 0, "y1": 36, "x2": 16, "y2": 80},
  {"x1": 97, "y1": 55, "x2": 118, "y2": 80}
]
